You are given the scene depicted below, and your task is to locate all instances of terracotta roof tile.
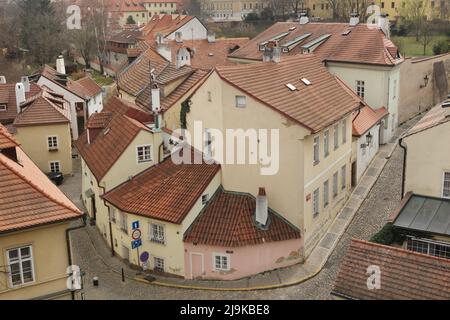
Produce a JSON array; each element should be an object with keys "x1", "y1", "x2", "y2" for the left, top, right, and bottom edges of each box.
[
  {"x1": 332, "y1": 239, "x2": 450, "y2": 300},
  {"x1": 75, "y1": 97, "x2": 152, "y2": 182},
  {"x1": 229, "y1": 22, "x2": 403, "y2": 66},
  {"x1": 41, "y1": 65, "x2": 91, "y2": 99},
  {"x1": 0, "y1": 124, "x2": 82, "y2": 233},
  {"x1": 353, "y1": 106, "x2": 389, "y2": 136},
  {"x1": 405, "y1": 103, "x2": 450, "y2": 137},
  {"x1": 0, "y1": 124, "x2": 20, "y2": 148},
  {"x1": 0, "y1": 83, "x2": 42, "y2": 123},
  {"x1": 184, "y1": 188, "x2": 301, "y2": 247},
  {"x1": 103, "y1": 149, "x2": 220, "y2": 224},
  {"x1": 216, "y1": 54, "x2": 361, "y2": 132},
  {"x1": 140, "y1": 14, "x2": 197, "y2": 40},
  {"x1": 136, "y1": 69, "x2": 208, "y2": 111},
  {"x1": 75, "y1": 76, "x2": 102, "y2": 97},
  {"x1": 13, "y1": 89, "x2": 71, "y2": 127}
]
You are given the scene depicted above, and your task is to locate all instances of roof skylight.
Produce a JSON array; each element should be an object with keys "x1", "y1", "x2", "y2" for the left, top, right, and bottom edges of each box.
[{"x1": 286, "y1": 83, "x2": 297, "y2": 91}]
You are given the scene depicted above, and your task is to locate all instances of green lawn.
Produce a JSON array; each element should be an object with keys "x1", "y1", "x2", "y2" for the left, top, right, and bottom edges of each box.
[
  {"x1": 392, "y1": 35, "x2": 449, "y2": 57},
  {"x1": 90, "y1": 70, "x2": 114, "y2": 86}
]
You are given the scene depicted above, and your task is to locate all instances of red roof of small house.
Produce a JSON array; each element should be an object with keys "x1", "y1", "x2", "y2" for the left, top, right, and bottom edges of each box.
[
  {"x1": 75, "y1": 76, "x2": 102, "y2": 98},
  {"x1": 352, "y1": 106, "x2": 389, "y2": 137},
  {"x1": 332, "y1": 239, "x2": 450, "y2": 300},
  {"x1": 404, "y1": 102, "x2": 450, "y2": 137},
  {"x1": 184, "y1": 187, "x2": 301, "y2": 247},
  {"x1": 0, "y1": 124, "x2": 82, "y2": 233},
  {"x1": 102, "y1": 149, "x2": 220, "y2": 224},
  {"x1": 0, "y1": 83, "x2": 42, "y2": 123}
]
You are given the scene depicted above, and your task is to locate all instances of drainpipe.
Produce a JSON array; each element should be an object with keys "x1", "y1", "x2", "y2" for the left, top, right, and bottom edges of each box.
[
  {"x1": 399, "y1": 137, "x2": 407, "y2": 199},
  {"x1": 352, "y1": 103, "x2": 362, "y2": 125},
  {"x1": 66, "y1": 214, "x2": 87, "y2": 300},
  {"x1": 98, "y1": 182, "x2": 115, "y2": 257}
]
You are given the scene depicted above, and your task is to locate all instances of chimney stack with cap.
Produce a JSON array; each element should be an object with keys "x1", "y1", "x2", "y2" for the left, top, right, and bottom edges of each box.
[
  {"x1": 15, "y1": 83, "x2": 26, "y2": 114},
  {"x1": 299, "y1": 12, "x2": 309, "y2": 25},
  {"x1": 263, "y1": 41, "x2": 281, "y2": 63},
  {"x1": 255, "y1": 187, "x2": 268, "y2": 226},
  {"x1": 349, "y1": 13, "x2": 360, "y2": 26},
  {"x1": 20, "y1": 76, "x2": 30, "y2": 93},
  {"x1": 56, "y1": 55, "x2": 66, "y2": 74}
]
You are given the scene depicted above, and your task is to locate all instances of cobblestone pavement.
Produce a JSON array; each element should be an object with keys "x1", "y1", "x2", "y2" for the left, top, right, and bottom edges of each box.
[{"x1": 68, "y1": 119, "x2": 417, "y2": 300}]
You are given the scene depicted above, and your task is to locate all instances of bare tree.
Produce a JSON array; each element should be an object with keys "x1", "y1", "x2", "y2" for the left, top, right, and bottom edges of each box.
[{"x1": 400, "y1": 0, "x2": 433, "y2": 41}]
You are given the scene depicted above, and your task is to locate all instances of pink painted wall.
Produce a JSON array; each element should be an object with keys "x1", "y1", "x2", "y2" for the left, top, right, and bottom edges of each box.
[{"x1": 184, "y1": 239, "x2": 303, "y2": 280}]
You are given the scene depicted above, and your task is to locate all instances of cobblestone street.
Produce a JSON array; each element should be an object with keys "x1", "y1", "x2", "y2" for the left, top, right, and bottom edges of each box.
[{"x1": 67, "y1": 137, "x2": 406, "y2": 299}]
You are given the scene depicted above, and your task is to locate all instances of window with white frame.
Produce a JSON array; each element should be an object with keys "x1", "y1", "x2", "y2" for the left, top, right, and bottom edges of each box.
[
  {"x1": 334, "y1": 124, "x2": 339, "y2": 150},
  {"x1": 312, "y1": 188, "x2": 320, "y2": 216},
  {"x1": 154, "y1": 257, "x2": 165, "y2": 272},
  {"x1": 342, "y1": 120, "x2": 347, "y2": 144},
  {"x1": 235, "y1": 95, "x2": 246, "y2": 108},
  {"x1": 49, "y1": 161, "x2": 60, "y2": 173},
  {"x1": 313, "y1": 135, "x2": 320, "y2": 164},
  {"x1": 333, "y1": 172, "x2": 338, "y2": 198},
  {"x1": 324, "y1": 130, "x2": 329, "y2": 157},
  {"x1": 356, "y1": 80, "x2": 365, "y2": 99},
  {"x1": 0, "y1": 104, "x2": 6, "y2": 111},
  {"x1": 407, "y1": 237, "x2": 450, "y2": 259},
  {"x1": 120, "y1": 212, "x2": 128, "y2": 234},
  {"x1": 323, "y1": 180, "x2": 329, "y2": 208},
  {"x1": 47, "y1": 136, "x2": 58, "y2": 150},
  {"x1": 214, "y1": 253, "x2": 230, "y2": 271},
  {"x1": 202, "y1": 194, "x2": 209, "y2": 205},
  {"x1": 7, "y1": 246, "x2": 35, "y2": 287},
  {"x1": 149, "y1": 223, "x2": 165, "y2": 244},
  {"x1": 341, "y1": 165, "x2": 346, "y2": 190},
  {"x1": 136, "y1": 145, "x2": 152, "y2": 163},
  {"x1": 443, "y1": 172, "x2": 450, "y2": 198}
]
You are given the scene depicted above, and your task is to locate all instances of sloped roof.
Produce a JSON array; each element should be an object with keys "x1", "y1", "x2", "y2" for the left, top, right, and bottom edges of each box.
[
  {"x1": 103, "y1": 149, "x2": 220, "y2": 224},
  {"x1": 229, "y1": 22, "x2": 403, "y2": 67},
  {"x1": 216, "y1": 54, "x2": 362, "y2": 132},
  {"x1": 0, "y1": 124, "x2": 82, "y2": 233},
  {"x1": 13, "y1": 89, "x2": 71, "y2": 127},
  {"x1": 0, "y1": 83, "x2": 42, "y2": 123},
  {"x1": 332, "y1": 239, "x2": 450, "y2": 300},
  {"x1": 0, "y1": 124, "x2": 20, "y2": 149},
  {"x1": 75, "y1": 76, "x2": 102, "y2": 98},
  {"x1": 41, "y1": 65, "x2": 91, "y2": 100},
  {"x1": 353, "y1": 106, "x2": 389, "y2": 136},
  {"x1": 140, "y1": 14, "x2": 197, "y2": 40},
  {"x1": 404, "y1": 103, "x2": 450, "y2": 137},
  {"x1": 75, "y1": 97, "x2": 152, "y2": 182},
  {"x1": 136, "y1": 69, "x2": 208, "y2": 112},
  {"x1": 184, "y1": 187, "x2": 301, "y2": 247},
  {"x1": 118, "y1": 47, "x2": 193, "y2": 97}
]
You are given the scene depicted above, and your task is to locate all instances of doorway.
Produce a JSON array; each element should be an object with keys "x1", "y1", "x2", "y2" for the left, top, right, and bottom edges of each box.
[
  {"x1": 190, "y1": 253, "x2": 204, "y2": 279},
  {"x1": 91, "y1": 196, "x2": 97, "y2": 221},
  {"x1": 351, "y1": 161, "x2": 357, "y2": 188}
]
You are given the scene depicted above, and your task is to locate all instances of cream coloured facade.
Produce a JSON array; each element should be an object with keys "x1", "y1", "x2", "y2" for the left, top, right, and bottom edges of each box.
[
  {"x1": 185, "y1": 71, "x2": 354, "y2": 257},
  {"x1": 0, "y1": 223, "x2": 73, "y2": 300},
  {"x1": 201, "y1": 0, "x2": 269, "y2": 21},
  {"x1": 402, "y1": 111, "x2": 450, "y2": 198},
  {"x1": 327, "y1": 62, "x2": 401, "y2": 144},
  {"x1": 14, "y1": 123, "x2": 73, "y2": 175}
]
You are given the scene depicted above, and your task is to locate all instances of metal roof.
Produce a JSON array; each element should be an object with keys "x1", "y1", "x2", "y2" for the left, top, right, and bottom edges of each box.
[{"x1": 393, "y1": 195, "x2": 450, "y2": 236}]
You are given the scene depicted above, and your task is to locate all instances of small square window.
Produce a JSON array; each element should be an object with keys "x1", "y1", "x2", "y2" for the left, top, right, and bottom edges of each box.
[
  {"x1": 154, "y1": 257, "x2": 165, "y2": 272},
  {"x1": 202, "y1": 194, "x2": 209, "y2": 205},
  {"x1": 49, "y1": 161, "x2": 61, "y2": 173},
  {"x1": 137, "y1": 145, "x2": 152, "y2": 163},
  {"x1": 47, "y1": 136, "x2": 58, "y2": 150},
  {"x1": 214, "y1": 254, "x2": 230, "y2": 271},
  {"x1": 235, "y1": 95, "x2": 246, "y2": 108},
  {"x1": 0, "y1": 104, "x2": 6, "y2": 111}
]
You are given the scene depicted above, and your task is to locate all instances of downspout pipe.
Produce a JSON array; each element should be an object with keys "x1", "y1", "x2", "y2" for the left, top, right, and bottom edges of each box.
[
  {"x1": 399, "y1": 137, "x2": 407, "y2": 199},
  {"x1": 66, "y1": 214, "x2": 87, "y2": 300},
  {"x1": 98, "y1": 182, "x2": 115, "y2": 258}
]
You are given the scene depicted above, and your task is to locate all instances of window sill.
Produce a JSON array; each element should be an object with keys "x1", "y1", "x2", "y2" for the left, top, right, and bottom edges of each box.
[
  {"x1": 48, "y1": 148, "x2": 59, "y2": 152},
  {"x1": 138, "y1": 159, "x2": 152, "y2": 164},
  {"x1": 313, "y1": 160, "x2": 320, "y2": 166},
  {"x1": 150, "y1": 239, "x2": 166, "y2": 245}
]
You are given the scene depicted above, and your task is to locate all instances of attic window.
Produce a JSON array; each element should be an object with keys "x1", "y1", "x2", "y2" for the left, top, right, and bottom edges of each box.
[
  {"x1": 301, "y1": 78, "x2": 312, "y2": 86},
  {"x1": 0, "y1": 104, "x2": 6, "y2": 111},
  {"x1": 208, "y1": 53, "x2": 214, "y2": 56},
  {"x1": 286, "y1": 83, "x2": 297, "y2": 91}
]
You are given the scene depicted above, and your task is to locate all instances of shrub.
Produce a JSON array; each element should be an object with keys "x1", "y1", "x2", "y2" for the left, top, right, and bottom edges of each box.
[
  {"x1": 244, "y1": 12, "x2": 260, "y2": 21},
  {"x1": 370, "y1": 223, "x2": 405, "y2": 245},
  {"x1": 433, "y1": 40, "x2": 450, "y2": 55}
]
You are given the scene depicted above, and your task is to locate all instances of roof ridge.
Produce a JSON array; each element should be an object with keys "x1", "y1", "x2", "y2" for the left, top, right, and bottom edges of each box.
[
  {"x1": 352, "y1": 239, "x2": 450, "y2": 264},
  {"x1": 0, "y1": 125, "x2": 20, "y2": 147},
  {"x1": 0, "y1": 152, "x2": 81, "y2": 215}
]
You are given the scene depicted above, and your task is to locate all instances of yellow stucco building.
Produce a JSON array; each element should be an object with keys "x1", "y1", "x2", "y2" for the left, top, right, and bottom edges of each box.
[
  {"x1": 13, "y1": 89, "x2": 73, "y2": 176},
  {"x1": 0, "y1": 124, "x2": 83, "y2": 300},
  {"x1": 200, "y1": 0, "x2": 269, "y2": 21}
]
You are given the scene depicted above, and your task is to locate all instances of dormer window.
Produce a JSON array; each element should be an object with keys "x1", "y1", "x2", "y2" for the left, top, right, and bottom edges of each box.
[{"x1": 0, "y1": 104, "x2": 6, "y2": 111}]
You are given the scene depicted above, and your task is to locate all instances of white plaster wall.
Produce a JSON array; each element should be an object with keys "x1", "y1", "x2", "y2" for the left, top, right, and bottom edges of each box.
[
  {"x1": 355, "y1": 124, "x2": 381, "y2": 180},
  {"x1": 165, "y1": 18, "x2": 208, "y2": 41}
]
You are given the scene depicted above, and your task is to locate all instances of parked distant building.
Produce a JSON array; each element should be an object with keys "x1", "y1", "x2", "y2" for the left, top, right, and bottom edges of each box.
[
  {"x1": 36, "y1": 56, "x2": 103, "y2": 139},
  {"x1": 228, "y1": 16, "x2": 403, "y2": 143},
  {"x1": 332, "y1": 239, "x2": 450, "y2": 299},
  {"x1": 13, "y1": 89, "x2": 73, "y2": 175},
  {"x1": 0, "y1": 124, "x2": 83, "y2": 299},
  {"x1": 200, "y1": 0, "x2": 269, "y2": 21}
]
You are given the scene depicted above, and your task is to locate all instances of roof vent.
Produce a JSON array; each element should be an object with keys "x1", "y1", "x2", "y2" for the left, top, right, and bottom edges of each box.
[
  {"x1": 286, "y1": 83, "x2": 297, "y2": 91},
  {"x1": 342, "y1": 29, "x2": 352, "y2": 36},
  {"x1": 301, "y1": 78, "x2": 311, "y2": 86}
]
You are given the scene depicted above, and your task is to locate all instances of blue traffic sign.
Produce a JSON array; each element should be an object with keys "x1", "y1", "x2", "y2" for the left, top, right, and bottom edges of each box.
[
  {"x1": 131, "y1": 239, "x2": 142, "y2": 249},
  {"x1": 132, "y1": 221, "x2": 140, "y2": 230},
  {"x1": 140, "y1": 251, "x2": 150, "y2": 262}
]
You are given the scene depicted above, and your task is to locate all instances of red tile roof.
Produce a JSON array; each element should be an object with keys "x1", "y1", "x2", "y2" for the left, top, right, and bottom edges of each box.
[
  {"x1": 216, "y1": 54, "x2": 362, "y2": 132},
  {"x1": 332, "y1": 239, "x2": 450, "y2": 300},
  {"x1": 75, "y1": 97, "x2": 152, "y2": 182},
  {"x1": 0, "y1": 83, "x2": 42, "y2": 123},
  {"x1": 184, "y1": 188, "x2": 301, "y2": 247},
  {"x1": 404, "y1": 103, "x2": 450, "y2": 137},
  {"x1": 140, "y1": 14, "x2": 197, "y2": 40},
  {"x1": 103, "y1": 149, "x2": 220, "y2": 224},
  {"x1": 352, "y1": 106, "x2": 389, "y2": 136},
  {"x1": 150, "y1": 38, "x2": 250, "y2": 70},
  {"x1": 75, "y1": 76, "x2": 102, "y2": 98},
  {"x1": 0, "y1": 124, "x2": 20, "y2": 149},
  {"x1": 136, "y1": 69, "x2": 208, "y2": 112},
  {"x1": 229, "y1": 22, "x2": 403, "y2": 67},
  {"x1": 13, "y1": 89, "x2": 71, "y2": 127},
  {"x1": 0, "y1": 124, "x2": 82, "y2": 233}
]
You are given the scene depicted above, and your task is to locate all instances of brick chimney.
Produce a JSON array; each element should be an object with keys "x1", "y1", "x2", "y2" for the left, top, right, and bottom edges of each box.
[{"x1": 255, "y1": 187, "x2": 268, "y2": 226}]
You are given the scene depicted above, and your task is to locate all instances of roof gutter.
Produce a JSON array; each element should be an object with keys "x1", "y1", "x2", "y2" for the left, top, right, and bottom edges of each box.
[
  {"x1": 65, "y1": 214, "x2": 87, "y2": 300},
  {"x1": 399, "y1": 137, "x2": 407, "y2": 199}
]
